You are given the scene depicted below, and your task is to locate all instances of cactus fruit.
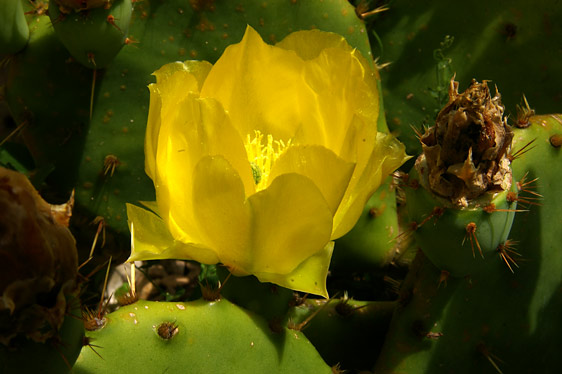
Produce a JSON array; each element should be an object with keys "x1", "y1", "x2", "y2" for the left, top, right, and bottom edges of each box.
[
  {"x1": 74, "y1": 297, "x2": 333, "y2": 373},
  {"x1": 402, "y1": 80, "x2": 518, "y2": 277},
  {"x1": 0, "y1": 167, "x2": 83, "y2": 372}
]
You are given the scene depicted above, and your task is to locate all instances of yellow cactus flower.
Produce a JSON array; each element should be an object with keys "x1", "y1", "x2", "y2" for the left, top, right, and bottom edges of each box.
[{"x1": 127, "y1": 26, "x2": 408, "y2": 297}]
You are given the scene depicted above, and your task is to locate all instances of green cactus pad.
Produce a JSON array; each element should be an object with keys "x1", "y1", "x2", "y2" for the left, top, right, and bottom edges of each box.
[
  {"x1": 217, "y1": 266, "x2": 295, "y2": 322},
  {"x1": 0, "y1": 0, "x2": 29, "y2": 55},
  {"x1": 73, "y1": 298, "x2": 332, "y2": 373},
  {"x1": 48, "y1": 0, "x2": 132, "y2": 69}
]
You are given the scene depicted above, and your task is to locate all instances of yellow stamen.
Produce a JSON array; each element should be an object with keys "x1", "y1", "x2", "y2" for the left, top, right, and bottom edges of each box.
[{"x1": 244, "y1": 130, "x2": 291, "y2": 191}]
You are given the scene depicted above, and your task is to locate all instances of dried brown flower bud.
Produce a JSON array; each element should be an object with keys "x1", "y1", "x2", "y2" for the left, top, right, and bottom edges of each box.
[{"x1": 417, "y1": 79, "x2": 513, "y2": 207}]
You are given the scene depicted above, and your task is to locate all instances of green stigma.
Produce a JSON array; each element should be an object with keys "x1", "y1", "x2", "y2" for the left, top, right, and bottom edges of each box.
[{"x1": 250, "y1": 162, "x2": 262, "y2": 185}]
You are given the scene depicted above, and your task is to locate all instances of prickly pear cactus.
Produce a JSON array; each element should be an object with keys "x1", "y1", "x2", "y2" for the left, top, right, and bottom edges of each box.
[
  {"x1": 3, "y1": 0, "x2": 562, "y2": 373},
  {"x1": 74, "y1": 297, "x2": 333, "y2": 373},
  {"x1": 375, "y1": 113, "x2": 562, "y2": 373}
]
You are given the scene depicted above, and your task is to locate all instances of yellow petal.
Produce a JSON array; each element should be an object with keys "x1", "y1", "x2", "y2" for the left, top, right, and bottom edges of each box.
[
  {"x1": 191, "y1": 157, "x2": 333, "y2": 279},
  {"x1": 126, "y1": 203, "x2": 219, "y2": 264},
  {"x1": 191, "y1": 155, "x2": 252, "y2": 272},
  {"x1": 254, "y1": 241, "x2": 334, "y2": 298},
  {"x1": 277, "y1": 29, "x2": 380, "y2": 102},
  {"x1": 246, "y1": 173, "x2": 333, "y2": 275},
  {"x1": 145, "y1": 61, "x2": 213, "y2": 180},
  {"x1": 145, "y1": 86, "x2": 162, "y2": 181},
  {"x1": 332, "y1": 133, "x2": 409, "y2": 238},
  {"x1": 199, "y1": 26, "x2": 306, "y2": 142},
  {"x1": 276, "y1": 29, "x2": 353, "y2": 60},
  {"x1": 154, "y1": 96, "x2": 253, "y2": 245},
  {"x1": 300, "y1": 48, "x2": 379, "y2": 152},
  {"x1": 268, "y1": 145, "x2": 355, "y2": 215},
  {"x1": 276, "y1": 30, "x2": 381, "y2": 154},
  {"x1": 178, "y1": 60, "x2": 214, "y2": 89}
]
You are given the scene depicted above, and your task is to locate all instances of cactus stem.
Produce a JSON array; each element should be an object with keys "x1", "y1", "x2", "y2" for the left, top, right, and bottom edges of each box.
[
  {"x1": 496, "y1": 239, "x2": 521, "y2": 273},
  {"x1": 463, "y1": 222, "x2": 483, "y2": 259}
]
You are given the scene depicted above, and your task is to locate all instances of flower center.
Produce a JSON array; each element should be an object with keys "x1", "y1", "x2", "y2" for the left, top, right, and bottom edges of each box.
[{"x1": 244, "y1": 130, "x2": 291, "y2": 191}]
